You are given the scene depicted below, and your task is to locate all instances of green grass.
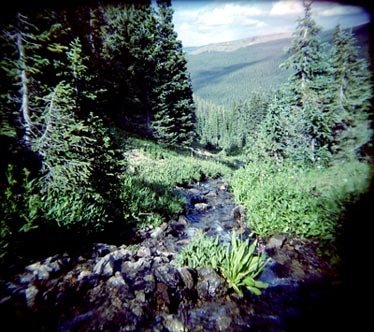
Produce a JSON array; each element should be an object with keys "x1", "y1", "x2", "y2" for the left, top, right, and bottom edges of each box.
[{"x1": 232, "y1": 160, "x2": 372, "y2": 239}]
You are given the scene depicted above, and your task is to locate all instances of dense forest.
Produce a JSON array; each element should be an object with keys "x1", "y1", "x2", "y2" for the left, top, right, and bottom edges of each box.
[
  {"x1": 0, "y1": 0, "x2": 198, "y2": 261},
  {"x1": 0, "y1": 1, "x2": 373, "y2": 329}
]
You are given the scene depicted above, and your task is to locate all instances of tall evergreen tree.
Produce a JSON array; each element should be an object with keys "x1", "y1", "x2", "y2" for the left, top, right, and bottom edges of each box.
[
  {"x1": 329, "y1": 25, "x2": 372, "y2": 159},
  {"x1": 277, "y1": 0, "x2": 333, "y2": 163},
  {"x1": 152, "y1": 0, "x2": 196, "y2": 146}
]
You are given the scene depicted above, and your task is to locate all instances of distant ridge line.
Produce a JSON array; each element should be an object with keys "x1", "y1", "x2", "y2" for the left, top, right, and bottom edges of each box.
[{"x1": 188, "y1": 32, "x2": 292, "y2": 55}]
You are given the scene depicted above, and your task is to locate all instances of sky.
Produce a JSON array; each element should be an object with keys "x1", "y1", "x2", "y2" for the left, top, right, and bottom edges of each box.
[{"x1": 172, "y1": 0, "x2": 371, "y2": 47}]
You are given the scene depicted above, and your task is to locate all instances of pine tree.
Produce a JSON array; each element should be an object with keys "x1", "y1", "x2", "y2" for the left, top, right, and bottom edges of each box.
[
  {"x1": 279, "y1": 0, "x2": 333, "y2": 163},
  {"x1": 329, "y1": 25, "x2": 372, "y2": 159},
  {"x1": 99, "y1": 2, "x2": 158, "y2": 130},
  {"x1": 152, "y1": 0, "x2": 196, "y2": 146}
]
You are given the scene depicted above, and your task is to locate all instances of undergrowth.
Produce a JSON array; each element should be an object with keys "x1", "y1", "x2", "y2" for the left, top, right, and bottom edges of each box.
[
  {"x1": 232, "y1": 159, "x2": 371, "y2": 239},
  {"x1": 121, "y1": 137, "x2": 233, "y2": 228}
]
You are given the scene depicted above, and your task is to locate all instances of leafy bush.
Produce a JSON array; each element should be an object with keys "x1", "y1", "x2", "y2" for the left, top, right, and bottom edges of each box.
[
  {"x1": 176, "y1": 231, "x2": 268, "y2": 296},
  {"x1": 220, "y1": 231, "x2": 268, "y2": 296},
  {"x1": 232, "y1": 160, "x2": 371, "y2": 239}
]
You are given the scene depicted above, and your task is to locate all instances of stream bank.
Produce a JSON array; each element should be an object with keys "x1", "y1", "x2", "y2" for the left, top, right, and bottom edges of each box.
[{"x1": 0, "y1": 177, "x2": 343, "y2": 331}]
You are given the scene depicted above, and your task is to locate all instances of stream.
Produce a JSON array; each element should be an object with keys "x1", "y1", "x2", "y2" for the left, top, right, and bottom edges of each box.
[{"x1": 0, "y1": 177, "x2": 343, "y2": 331}]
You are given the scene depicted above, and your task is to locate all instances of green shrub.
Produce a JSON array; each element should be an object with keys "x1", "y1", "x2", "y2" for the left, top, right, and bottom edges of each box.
[
  {"x1": 220, "y1": 231, "x2": 268, "y2": 296},
  {"x1": 232, "y1": 160, "x2": 371, "y2": 239}
]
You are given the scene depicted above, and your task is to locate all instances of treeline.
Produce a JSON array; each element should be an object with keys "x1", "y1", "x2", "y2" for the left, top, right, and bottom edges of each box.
[
  {"x1": 195, "y1": 93, "x2": 269, "y2": 153},
  {"x1": 0, "y1": 0, "x2": 195, "y2": 260},
  {"x1": 197, "y1": 2, "x2": 372, "y2": 165}
]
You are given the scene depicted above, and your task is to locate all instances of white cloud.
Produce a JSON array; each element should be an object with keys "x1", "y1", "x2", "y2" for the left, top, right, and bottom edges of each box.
[
  {"x1": 269, "y1": 0, "x2": 303, "y2": 16},
  {"x1": 319, "y1": 4, "x2": 364, "y2": 16},
  {"x1": 172, "y1": 1, "x2": 370, "y2": 47},
  {"x1": 173, "y1": 2, "x2": 269, "y2": 46}
]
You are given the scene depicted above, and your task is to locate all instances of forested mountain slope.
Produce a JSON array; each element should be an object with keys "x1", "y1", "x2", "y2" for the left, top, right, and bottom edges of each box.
[{"x1": 186, "y1": 23, "x2": 370, "y2": 106}]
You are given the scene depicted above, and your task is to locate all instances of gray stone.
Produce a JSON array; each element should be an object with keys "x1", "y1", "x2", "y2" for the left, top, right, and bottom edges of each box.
[
  {"x1": 206, "y1": 190, "x2": 217, "y2": 198},
  {"x1": 136, "y1": 246, "x2": 151, "y2": 258},
  {"x1": 93, "y1": 243, "x2": 117, "y2": 257},
  {"x1": 133, "y1": 273, "x2": 156, "y2": 295},
  {"x1": 197, "y1": 267, "x2": 226, "y2": 299},
  {"x1": 25, "y1": 285, "x2": 39, "y2": 307},
  {"x1": 188, "y1": 188, "x2": 201, "y2": 197},
  {"x1": 178, "y1": 215, "x2": 188, "y2": 225},
  {"x1": 25, "y1": 262, "x2": 51, "y2": 280},
  {"x1": 107, "y1": 272, "x2": 126, "y2": 287},
  {"x1": 93, "y1": 254, "x2": 114, "y2": 277},
  {"x1": 194, "y1": 203, "x2": 210, "y2": 212},
  {"x1": 267, "y1": 234, "x2": 287, "y2": 249},
  {"x1": 178, "y1": 267, "x2": 195, "y2": 289},
  {"x1": 77, "y1": 270, "x2": 92, "y2": 281},
  {"x1": 18, "y1": 273, "x2": 35, "y2": 284},
  {"x1": 154, "y1": 265, "x2": 181, "y2": 288},
  {"x1": 121, "y1": 258, "x2": 149, "y2": 281},
  {"x1": 150, "y1": 227, "x2": 163, "y2": 239},
  {"x1": 162, "y1": 314, "x2": 185, "y2": 332}
]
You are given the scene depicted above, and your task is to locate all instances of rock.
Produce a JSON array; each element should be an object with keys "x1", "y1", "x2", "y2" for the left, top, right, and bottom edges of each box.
[
  {"x1": 267, "y1": 234, "x2": 287, "y2": 250},
  {"x1": 58, "y1": 311, "x2": 94, "y2": 332},
  {"x1": 93, "y1": 249, "x2": 127, "y2": 277},
  {"x1": 107, "y1": 272, "x2": 126, "y2": 287},
  {"x1": 92, "y1": 243, "x2": 117, "y2": 257},
  {"x1": 25, "y1": 285, "x2": 38, "y2": 307},
  {"x1": 196, "y1": 268, "x2": 226, "y2": 299},
  {"x1": 154, "y1": 265, "x2": 181, "y2": 288},
  {"x1": 93, "y1": 256, "x2": 114, "y2": 277},
  {"x1": 178, "y1": 267, "x2": 195, "y2": 289},
  {"x1": 136, "y1": 246, "x2": 151, "y2": 258},
  {"x1": 150, "y1": 227, "x2": 163, "y2": 239},
  {"x1": 169, "y1": 217, "x2": 187, "y2": 235},
  {"x1": 188, "y1": 188, "x2": 202, "y2": 197},
  {"x1": 77, "y1": 270, "x2": 92, "y2": 281},
  {"x1": 133, "y1": 273, "x2": 156, "y2": 295},
  {"x1": 18, "y1": 273, "x2": 35, "y2": 284},
  {"x1": 206, "y1": 190, "x2": 217, "y2": 198},
  {"x1": 187, "y1": 302, "x2": 241, "y2": 331},
  {"x1": 219, "y1": 183, "x2": 228, "y2": 191},
  {"x1": 121, "y1": 258, "x2": 150, "y2": 281},
  {"x1": 163, "y1": 314, "x2": 185, "y2": 332},
  {"x1": 25, "y1": 262, "x2": 51, "y2": 281},
  {"x1": 231, "y1": 205, "x2": 245, "y2": 221},
  {"x1": 194, "y1": 203, "x2": 210, "y2": 212},
  {"x1": 184, "y1": 227, "x2": 200, "y2": 238}
]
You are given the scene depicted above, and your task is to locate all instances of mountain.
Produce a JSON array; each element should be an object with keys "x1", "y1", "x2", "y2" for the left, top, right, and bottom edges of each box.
[
  {"x1": 186, "y1": 23, "x2": 370, "y2": 107},
  {"x1": 187, "y1": 32, "x2": 292, "y2": 55}
]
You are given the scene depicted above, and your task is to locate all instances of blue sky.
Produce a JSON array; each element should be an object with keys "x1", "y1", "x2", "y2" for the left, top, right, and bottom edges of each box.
[{"x1": 172, "y1": 0, "x2": 371, "y2": 47}]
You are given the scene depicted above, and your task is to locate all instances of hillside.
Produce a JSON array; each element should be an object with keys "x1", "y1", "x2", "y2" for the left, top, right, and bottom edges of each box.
[
  {"x1": 186, "y1": 23, "x2": 370, "y2": 106},
  {"x1": 189, "y1": 32, "x2": 292, "y2": 55}
]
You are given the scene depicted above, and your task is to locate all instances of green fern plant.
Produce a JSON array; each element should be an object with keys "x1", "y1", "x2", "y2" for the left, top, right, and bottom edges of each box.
[
  {"x1": 175, "y1": 231, "x2": 224, "y2": 269},
  {"x1": 220, "y1": 231, "x2": 268, "y2": 296},
  {"x1": 176, "y1": 230, "x2": 268, "y2": 296}
]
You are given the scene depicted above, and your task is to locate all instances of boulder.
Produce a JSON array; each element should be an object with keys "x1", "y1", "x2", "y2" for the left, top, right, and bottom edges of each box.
[
  {"x1": 154, "y1": 265, "x2": 181, "y2": 289},
  {"x1": 196, "y1": 268, "x2": 226, "y2": 300}
]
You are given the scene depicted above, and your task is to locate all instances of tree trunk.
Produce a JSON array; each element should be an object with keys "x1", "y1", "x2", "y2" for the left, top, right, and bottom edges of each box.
[{"x1": 16, "y1": 29, "x2": 33, "y2": 148}]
